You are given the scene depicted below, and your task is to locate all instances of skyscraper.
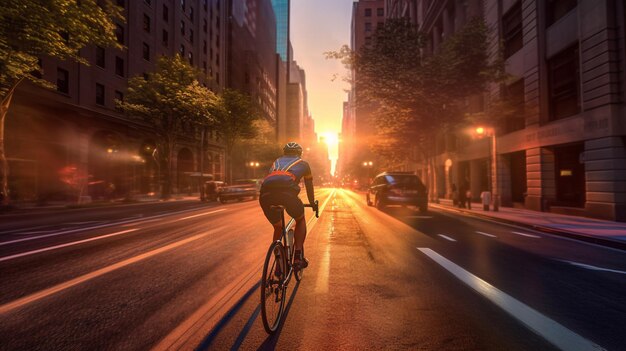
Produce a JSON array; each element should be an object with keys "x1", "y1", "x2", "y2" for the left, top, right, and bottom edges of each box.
[{"x1": 271, "y1": 0, "x2": 290, "y2": 61}]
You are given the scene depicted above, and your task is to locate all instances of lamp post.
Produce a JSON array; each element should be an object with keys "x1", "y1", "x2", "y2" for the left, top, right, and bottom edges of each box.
[
  {"x1": 248, "y1": 161, "x2": 260, "y2": 178},
  {"x1": 363, "y1": 161, "x2": 374, "y2": 182},
  {"x1": 475, "y1": 127, "x2": 499, "y2": 211}
]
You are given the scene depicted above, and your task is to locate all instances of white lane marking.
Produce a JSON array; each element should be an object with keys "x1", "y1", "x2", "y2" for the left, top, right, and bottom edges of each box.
[
  {"x1": 0, "y1": 229, "x2": 218, "y2": 314},
  {"x1": 438, "y1": 234, "x2": 456, "y2": 242},
  {"x1": 561, "y1": 260, "x2": 626, "y2": 275},
  {"x1": 476, "y1": 231, "x2": 497, "y2": 238},
  {"x1": 417, "y1": 248, "x2": 606, "y2": 351},
  {"x1": 0, "y1": 229, "x2": 139, "y2": 262},
  {"x1": 512, "y1": 231, "x2": 541, "y2": 239},
  {"x1": 0, "y1": 206, "x2": 211, "y2": 246},
  {"x1": 176, "y1": 209, "x2": 227, "y2": 221}
]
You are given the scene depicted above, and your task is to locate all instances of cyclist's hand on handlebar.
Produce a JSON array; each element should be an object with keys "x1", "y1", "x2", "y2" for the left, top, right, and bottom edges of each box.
[{"x1": 313, "y1": 200, "x2": 319, "y2": 218}]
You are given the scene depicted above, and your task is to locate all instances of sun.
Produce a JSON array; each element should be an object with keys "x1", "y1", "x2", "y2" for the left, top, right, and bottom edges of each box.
[{"x1": 320, "y1": 132, "x2": 339, "y2": 149}]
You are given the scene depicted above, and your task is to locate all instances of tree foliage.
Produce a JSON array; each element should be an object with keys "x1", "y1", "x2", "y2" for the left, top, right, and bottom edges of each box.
[
  {"x1": 120, "y1": 55, "x2": 220, "y2": 198},
  {"x1": 329, "y1": 18, "x2": 502, "y2": 164}
]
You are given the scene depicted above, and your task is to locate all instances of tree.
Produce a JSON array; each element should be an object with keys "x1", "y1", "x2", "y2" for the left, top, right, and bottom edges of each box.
[
  {"x1": 0, "y1": 0, "x2": 123, "y2": 205},
  {"x1": 328, "y1": 18, "x2": 502, "y2": 198},
  {"x1": 215, "y1": 89, "x2": 261, "y2": 183},
  {"x1": 120, "y1": 55, "x2": 220, "y2": 199}
]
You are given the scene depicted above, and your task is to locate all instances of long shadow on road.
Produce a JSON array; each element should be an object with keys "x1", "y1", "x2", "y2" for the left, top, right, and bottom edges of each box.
[{"x1": 195, "y1": 280, "x2": 301, "y2": 351}]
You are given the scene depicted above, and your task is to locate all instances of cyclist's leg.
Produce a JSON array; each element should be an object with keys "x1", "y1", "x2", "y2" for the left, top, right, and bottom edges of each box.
[
  {"x1": 260, "y1": 192, "x2": 283, "y2": 242},
  {"x1": 293, "y1": 214, "x2": 306, "y2": 251}
]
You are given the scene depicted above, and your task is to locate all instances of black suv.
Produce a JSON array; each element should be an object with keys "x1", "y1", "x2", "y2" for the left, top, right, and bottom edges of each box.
[{"x1": 366, "y1": 172, "x2": 428, "y2": 212}]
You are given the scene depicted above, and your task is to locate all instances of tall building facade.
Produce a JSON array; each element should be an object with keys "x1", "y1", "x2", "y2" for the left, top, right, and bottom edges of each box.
[
  {"x1": 405, "y1": 0, "x2": 626, "y2": 222},
  {"x1": 342, "y1": 0, "x2": 385, "y2": 177},
  {"x1": 271, "y1": 0, "x2": 291, "y2": 143},
  {"x1": 4, "y1": 0, "x2": 259, "y2": 203}
]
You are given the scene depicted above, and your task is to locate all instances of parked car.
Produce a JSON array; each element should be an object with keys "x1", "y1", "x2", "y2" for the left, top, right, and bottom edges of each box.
[
  {"x1": 203, "y1": 181, "x2": 225, "y2": 202},
  {"x1": 366, "y1": 172, "x2": 428, "y2": 212},
  {"x1": 217, "y1": 179, "x2": 260, "y2": 203}
]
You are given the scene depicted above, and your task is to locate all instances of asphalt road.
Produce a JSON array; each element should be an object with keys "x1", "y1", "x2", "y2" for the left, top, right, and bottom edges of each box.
[{"x1": 1, "y1": 188, "x2": 624, "y2": 350}]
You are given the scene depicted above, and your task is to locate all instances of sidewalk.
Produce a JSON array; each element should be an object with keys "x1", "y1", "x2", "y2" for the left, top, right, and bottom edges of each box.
[{"x1": 431, "y1": 199, "x2": 626, "y2": 250}]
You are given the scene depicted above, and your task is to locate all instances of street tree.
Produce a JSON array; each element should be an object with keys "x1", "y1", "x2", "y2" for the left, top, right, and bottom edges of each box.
[
  {"x1": 215, "y1": 89, "x2": 261, "y2": 183},
  {"x1": 0, "y1": 0, "x2": 123, "y2": 205},
  {"x1": 328, "y1": 18, "x2": 502, "y2": 198},
  {"x1": 119, "y1": 55, "x2": 220, "y2": 199}
]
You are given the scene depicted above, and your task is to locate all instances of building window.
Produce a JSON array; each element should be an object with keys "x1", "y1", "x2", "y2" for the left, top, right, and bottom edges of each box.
[
  {"x1": 163, "y1": 29, "x2": 169, "y2": 46},
  {"x1": 143, "y1": 42, "x2": 150, "y2": 61},
  {"x1": 203, "y1": 61, "x2": 207, "y2": 73},
  {"x1": 96, "y1": 46, "x2": 105, "y2": 68},
  {"x1": 216, "y1": 54, "x2": 219, "y2": 66},
  {"x1": 96, "y1": 83, "x2": 105, "y2": 105},
  {"x1": 180, "y1": 44, "x2": 185, "y2": 56},
  {"x1": 143, "y1": 14, "x2": 151, "y2": 32},
  {"x1": 548, "y1": 45, "x2": 580, "y2": 120},
  {"x1": 115, "y1": 56, "x2": 124, "y2": 76},
  {"x1": 216, "y1": 34, "x2": 220, "y2": 48},
  {"x1": 216, "y1": 73, "x2": 220, "y2": 84},
  {"x1": 365, "y1": 8, "x2": 372, "y2": 17},
  {"x1": 203, "y1": 40, "x2": 207, "y2": 54},
  {"x1": 502, "y1": 79, "x2": 525, "y2": 133},
  {"x1": 203, "y1": 0, "x2": 208, "y2": 11},
  {"x1": 365, "y1": 22, "x2": 372, "y2": 32},
  {"x1": 163, "y1": 5, "x2": 169, "y2": 22},
  {"x1": 31, "y1": 58, "x2": 43, "y2": 79},
  {"x1": 190, "y1": 29, "x2": 194, "y2": 43},
  {"x1": 190, "y1": 7, "x2": 194, "y2": 21},
  {"x1": 203, "y1": 19, "x2": 208, "y2": 33},
  {"x1": 547, "y1": 0, "x2": 577, "y2": 26},
  {"x1": 181, "y1": 20, "x2": 185, "y2": 35},
  {"x1": 56, "y1": 68, "x2": 69, "y2": 94},
  {"x1": 502, "y1": 1, "x2": 523, "y2": 58},
  {"x1": 188, "y1": 52, "x2": 193, "y2": 65},
  {"x1": 114, "y1": 90, "x2": 124, "y2": 110},
  {"x1": 181, "y1": 0, "x2": 185, "y2": 10},
  {"x1": 377, "y1": 8, "x2": 384, "y2": 16},
  {"x1": 116, "y1": 24, "x2": 124, "y2": 44}
]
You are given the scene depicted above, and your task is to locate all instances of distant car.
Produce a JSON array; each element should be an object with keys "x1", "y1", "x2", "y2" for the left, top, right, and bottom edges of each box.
[
  {"x1": 217, "y1": 179, "x2": 261, "y2": 203},
  {"x1": 203, "y1": 181, "x2": 225, "y2": 202},
  {"x1": 366, "y1": 172, "x2": 428, "y2": 212}
]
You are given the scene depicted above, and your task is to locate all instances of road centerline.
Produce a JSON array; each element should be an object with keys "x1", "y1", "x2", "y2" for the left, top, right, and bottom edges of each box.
[
  {"x1": 177, "y1": 209, "x2": 227, "y2": 221},
  {"x1": 417, "y1": 248, "x2": 606, "y2": 351}
]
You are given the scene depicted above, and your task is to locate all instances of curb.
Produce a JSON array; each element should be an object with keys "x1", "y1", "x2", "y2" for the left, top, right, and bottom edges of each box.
[{"x1": 430, "y1": 203, "x2": 626, "y2": 251}]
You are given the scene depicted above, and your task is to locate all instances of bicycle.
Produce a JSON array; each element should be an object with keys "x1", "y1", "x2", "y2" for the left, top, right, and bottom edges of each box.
[{"x1": 260, "y1": 200, "x2": 319, "y2": 334}]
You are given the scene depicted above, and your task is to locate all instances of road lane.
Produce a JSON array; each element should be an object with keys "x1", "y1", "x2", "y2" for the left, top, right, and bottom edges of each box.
[{"x1": 0, "y1": 189, "x2": 333, "y2": 350}]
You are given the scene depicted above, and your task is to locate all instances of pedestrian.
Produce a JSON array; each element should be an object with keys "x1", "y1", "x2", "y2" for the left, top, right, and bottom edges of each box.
[
  {"x1": 465, "y1": 189, "x2": 472, "y2": 209},
  {"x1": 458, "y1": 184, "x2": 467, "y2": 209},
  {"x1": 451, "y1": 183, "x2": 458, "y2": 206},
  {"x1": 480, "y1": 189, "x2": 491, "y2": 211}
]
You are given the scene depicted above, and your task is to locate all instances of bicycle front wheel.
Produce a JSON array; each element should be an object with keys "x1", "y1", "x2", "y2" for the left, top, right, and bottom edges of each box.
[{"x1": 261, "y1": 241, "x2": 286, "y2": 334}]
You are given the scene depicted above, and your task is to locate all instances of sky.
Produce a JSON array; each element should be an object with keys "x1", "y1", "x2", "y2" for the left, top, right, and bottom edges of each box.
[{"x1": 290, "y1": 0, "x2": 354, "y2": 173}]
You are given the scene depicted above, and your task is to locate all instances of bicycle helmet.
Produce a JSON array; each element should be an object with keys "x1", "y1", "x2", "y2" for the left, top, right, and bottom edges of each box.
[{"x1": 283, "y1": 142, "x2": 303, "y2": 156}]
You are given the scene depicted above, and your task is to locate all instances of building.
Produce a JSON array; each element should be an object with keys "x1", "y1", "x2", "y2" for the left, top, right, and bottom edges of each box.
[
  {"x1": 285, "y1": 60, "x2": 307, "y2": 141},
  {"x1": 339, "y1": 0, "x2": 385, "y2": 177},
  {"x1": 5, "y1": 0, "x2": 233, "y2": 203},
  {"x1": 271, "y1": 0, "x2": 291, "y2": 143},
  {"x1": 407, "y1": 0, "x2": 626, "y2": 222},
  {"x1": 227, "y1": 0, "x2": 278, "y2": 124}
]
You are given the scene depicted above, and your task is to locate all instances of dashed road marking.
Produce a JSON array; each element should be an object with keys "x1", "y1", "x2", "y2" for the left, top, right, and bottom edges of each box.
[
  {"x1": 177, "y1": 209, "x2": 227, "y2": 221},
  {"x1": 417, "y1": 248, "x2": 606, "y2": 351},
  {"x1": 475, "y1": 231, "x2": 497, "y2": 238},
  {"x1": 512, "y1": 231, "x2": 541, "y2": 239},
  {"x1": 0, "y1": 229, "x2": 139, "y2": 262},
  {"x1": 438, "y1": 234, "x2": 456, "y2": 242},
  {"x1": 561, "y1": 260, "x2": 626, "y2": 275}
]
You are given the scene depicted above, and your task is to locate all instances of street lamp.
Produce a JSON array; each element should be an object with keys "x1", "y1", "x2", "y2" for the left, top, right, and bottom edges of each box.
[
  {"x1": 248, "y1": 161, "x2": 260, "y2": 178},
  {"x1": 475, "y1": 126, "x2": 499, "y2": 211}
]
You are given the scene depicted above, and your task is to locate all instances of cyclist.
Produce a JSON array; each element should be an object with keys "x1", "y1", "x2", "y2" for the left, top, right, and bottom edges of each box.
[{"x1": 259, "y1": 142, "x2": 317, "y2": 270}]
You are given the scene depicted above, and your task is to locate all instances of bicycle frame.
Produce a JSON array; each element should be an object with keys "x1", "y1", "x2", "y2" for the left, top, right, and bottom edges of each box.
[{"x1": 275, "y1": 208, "x2": 296, "y2": 289}]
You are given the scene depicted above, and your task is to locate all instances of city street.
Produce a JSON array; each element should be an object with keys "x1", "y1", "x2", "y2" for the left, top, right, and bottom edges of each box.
[{"x1": 1, "y1": 188, "x2": 624, "y2": 350}]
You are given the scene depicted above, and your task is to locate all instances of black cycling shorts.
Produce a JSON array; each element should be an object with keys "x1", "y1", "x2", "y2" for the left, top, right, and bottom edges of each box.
[{"x1": 259, "y1": 190, "x2": 304, "y2": 225}]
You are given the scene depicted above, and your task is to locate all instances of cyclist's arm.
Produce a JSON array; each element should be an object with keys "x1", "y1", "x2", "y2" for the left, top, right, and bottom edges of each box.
[{"x1": 304, "y1": 164, "x2": 315, "y2": 206}]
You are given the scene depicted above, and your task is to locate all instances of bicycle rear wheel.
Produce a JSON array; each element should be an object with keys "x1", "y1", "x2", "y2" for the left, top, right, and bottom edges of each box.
[{"x1": 261, "y1": 241, "x2": 286, "y2": 334}]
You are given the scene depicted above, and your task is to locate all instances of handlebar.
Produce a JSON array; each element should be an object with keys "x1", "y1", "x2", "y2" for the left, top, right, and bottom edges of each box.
[{"x1": 304, "y1": 200, "x2": 319, "y2": 218}]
